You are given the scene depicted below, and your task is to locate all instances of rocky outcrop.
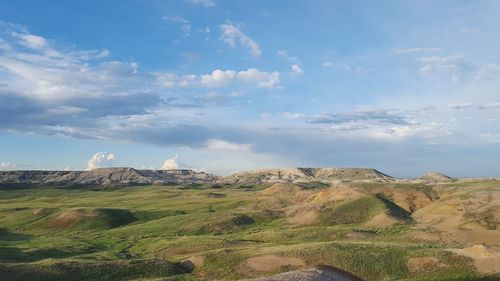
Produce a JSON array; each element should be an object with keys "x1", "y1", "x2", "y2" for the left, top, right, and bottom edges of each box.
[
  {"x1": 419, "y1": 172, "x2": 452, "y2": 182},
  {"x1": 0, "y1": 168, "x2": 217, "y2": 187},
  {"x1": 218, "y1": 168, "x2": 393, "y2": 185}
]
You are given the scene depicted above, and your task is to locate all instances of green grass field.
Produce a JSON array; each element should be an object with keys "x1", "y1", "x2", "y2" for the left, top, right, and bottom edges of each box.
[{"x1": 0, "y1": 184, "x2": 498, "y2": 281}]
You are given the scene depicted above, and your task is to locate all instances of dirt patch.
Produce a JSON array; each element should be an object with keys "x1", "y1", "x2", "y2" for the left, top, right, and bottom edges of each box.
[
  {"x1": 386, "y1": 188, "x2": 433, "y2": 213},
  {"x1": 450, "y1": 245, "x2": 500, "y2": 273},
  {"x1": 244, "y1": 255, "x2": 305, "y2": 272},
  {"x1": 32, "y1": 208, "x2": 56, "y2": 216},
  {"x1": 407, "y1": 257, "x2": 447, "y2": 273},
  {"x1": 454, "y1": 230, "x2": 500, "y2": 244},
  {"x1": 48, "y1": 209, "x2": 98, "y2": 228},
  {"x1": 287, "y1": 210, "x2": 318, "y2": 225},
  {"x1": 413, "y1": 189, "x2": 500, "y2": 243}
]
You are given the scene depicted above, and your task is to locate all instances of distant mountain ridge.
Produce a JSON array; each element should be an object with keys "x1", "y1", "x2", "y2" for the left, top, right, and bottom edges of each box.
[
  {"x1": 0, "y1": 167, "x2": 453, "y2": 187},
  {"x1": 0, "y1": 167, "x2": 217, "y2": 187},
  {"x1": 218, "y1": 167, "x2": 394, "y2": 185}
]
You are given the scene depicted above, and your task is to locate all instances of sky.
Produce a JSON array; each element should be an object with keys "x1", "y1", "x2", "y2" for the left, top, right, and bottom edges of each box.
[{"x1": 0, "y1": 0, "x2": 500, "y2": 177}]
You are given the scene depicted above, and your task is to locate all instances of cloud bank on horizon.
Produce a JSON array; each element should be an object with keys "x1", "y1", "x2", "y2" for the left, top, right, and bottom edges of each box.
[{"x1": 0, "y1": 0, "x2": 500, "y2": 177}]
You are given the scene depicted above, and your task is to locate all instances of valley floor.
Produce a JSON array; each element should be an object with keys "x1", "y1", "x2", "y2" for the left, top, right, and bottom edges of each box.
[{"x1": 0, "y1": 180, "x2": 499, "y2": 281}]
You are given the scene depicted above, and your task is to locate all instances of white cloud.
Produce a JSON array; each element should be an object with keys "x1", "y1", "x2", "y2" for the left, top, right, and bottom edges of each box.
[
  {"x1": 449, "y1": 102, "x2": 475, "y2": 110},
  {"x1": 0, "y1": 29, "x2": 142, "y2": 100},
  {"x1": 87, "y1": 152, "x2": 115, "y2": 170},
  {"x1": 162, "y1": 16, "x2": 190, "y2": 24},
  {"x1": 155, "y1": 68, "x2": 279, "y2": 89},
  {"x1": 322, "y1": 61, "x2": 333, "y2": 67},
  {"x1": 200, "y1": 69, "x2": 237, "y2": 87},
  {"x1": 394, "y1": 48, "x2": 440, "y2": 54},
  {"x1": 418, "y1": 55, "x2": 462, "y2": 74},
  {"x1": 197, "y1": 91, "x2": 226, "y2": 103},
  {"x1": 236, "y1": 68, "x2": 279, "y2": 88},
  {"x1": 161, "y1": 154, "x2": 179, "y2": 169},
  {"x1": 448, "y1": 101, "x2": 500, "y2": 110},
  {"x1": 163, "y1": 16, "x2": 191, "y2": 36},
  {"x1": 205, "y1": 139, "x2": 252, "y2": 152},
  {"x1": 220, "y1": 24, "x2": 262, "y2": 58},
  {"x1": 161, "y1": 154, "x2": 192, "y2": 170},
  {"x1": 0, "y1": 162, "x2": 17, "y2": 171},
  {"x1": 280, "y1": 112, "x2": 306, "y2": 119},
  {"x1": 277, "y1": 50, "x2": 298, "y2": 62},
  {"x1": 154, "y1": 72, "x2": 197, "y2": 88},
  {"x1": 188, "y1": 0, "x2": 215, "y2": 7},
  {"x1": 12, "y1": 32, "x2": 48, "y2": 49},
  {"x1": 291, "y1": 64, "x2": 304, "y2": 75},
  {"x1": 484, "y1": 102, "x2": 500, "y2": 109}
]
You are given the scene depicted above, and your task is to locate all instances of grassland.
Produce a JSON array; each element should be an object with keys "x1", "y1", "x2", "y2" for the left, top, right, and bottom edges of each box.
[{"x1": 0, "y1": 182, "x2": 499, "y2": 281}]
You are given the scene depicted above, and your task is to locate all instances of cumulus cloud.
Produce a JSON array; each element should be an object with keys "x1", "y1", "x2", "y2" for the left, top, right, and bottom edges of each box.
[
  {"x1": 291, "y1": 64, "x2": 303, "y2": 75},
  {"x1": 161, "y1": 154, "x2": 192, "y2": 170},
  {"x1": 200, "y1": 69, "x2": 237, "y2": 87},
  {"x1": 161, "y1": 154, "x2": 179, "y2": 169},
  {"x1": 0, "y1": 162, "x2": 17, "y2": 171},
  {"x1": 87, "y1": 152, "x2": 115, "y2": 170},
  {"x1": 236, "y1": 68, "x2": 279, "y2": 88},
  {"x1": 155, "y1": 68, "x2": 279, "y2": 89},
  {"x1": 220, "y1": 24, "x2": 262, "y2": 58}
]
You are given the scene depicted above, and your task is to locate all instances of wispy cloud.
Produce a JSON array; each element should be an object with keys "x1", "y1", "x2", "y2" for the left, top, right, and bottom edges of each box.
[
  {"x1": 163, "y1": 16, "x2": 191, "y2": 36},
  {"x1": 220, "y1": 24, "x2": 262, "y2": 58},
  {"x1": 394, "y1": 48, "x2": 440, "y2": 54},
  {"x1": 204, "y1": 139, "x2": 252, "y2": 152},
  {"x1": 322, "y1": 61, "x2": 333, "y2": 67},
  {"x1": 188, "y1": 0, "x2": 215, "y2": 8},
  {"x1": 277, "y1": 50, "x2": 298, "y2": 62},
  {"x1": 0, "y1": 162, "x2": 18, "y2": 171},
  {"x1": 291, "y1": 64, "x2": 303, "y2": 75},
  {"x1": 277, "y1": 108, "x2": 449, "y2": 141},
  {"x1": 449, "y1": 102, "x2": 500, "y2": 110}
]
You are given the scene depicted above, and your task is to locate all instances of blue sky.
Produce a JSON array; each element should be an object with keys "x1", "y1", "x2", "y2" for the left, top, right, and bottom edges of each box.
[{"x1": 1, "y1": 0, "x2": 500, "y2": 177}]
